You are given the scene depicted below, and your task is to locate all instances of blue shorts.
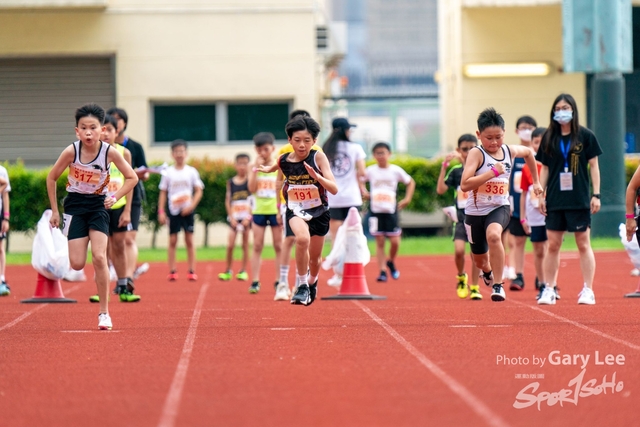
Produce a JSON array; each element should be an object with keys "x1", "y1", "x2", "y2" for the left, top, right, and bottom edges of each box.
[{"x1": 252, "y1": 214, "x2": 280, "y2": 227}]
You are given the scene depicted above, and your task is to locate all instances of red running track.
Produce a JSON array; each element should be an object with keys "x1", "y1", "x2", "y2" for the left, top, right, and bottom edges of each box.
[{"x1": 0, "y1": 251, "x2": 638, "y2": 427}]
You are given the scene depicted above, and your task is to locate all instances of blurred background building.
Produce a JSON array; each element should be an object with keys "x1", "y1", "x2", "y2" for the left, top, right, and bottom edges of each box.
[{"x1": 0, "y1": 0, "x2": 335, "y2": 166}]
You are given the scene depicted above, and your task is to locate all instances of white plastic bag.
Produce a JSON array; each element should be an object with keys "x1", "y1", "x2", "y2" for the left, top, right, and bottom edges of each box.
[
  {"x1": 31, "y1": 210, "x2": 70, "y2": 280},
  {"x1": 322, "y1": 207, "x2": 370, "y2": 274},
  {"x1": 620, "y1": 223, "x2": 640, "y2": 269}
]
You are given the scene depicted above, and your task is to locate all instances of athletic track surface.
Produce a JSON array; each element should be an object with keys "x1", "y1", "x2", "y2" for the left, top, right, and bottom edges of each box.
[{"x1": 0, "y1": 251, "x2": 637, "y2": 427}]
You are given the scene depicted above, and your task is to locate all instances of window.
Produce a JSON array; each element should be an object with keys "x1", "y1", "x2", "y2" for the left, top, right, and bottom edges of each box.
[
  {"x1": 152, "y1": 101, "x2": 291, "y2": 144},
  {"x1": 227, "y1": 103, "x2": 289, "y2": 141},
  {"x1": 154, "y1": 104, "x2": 216, "y2": 143}
]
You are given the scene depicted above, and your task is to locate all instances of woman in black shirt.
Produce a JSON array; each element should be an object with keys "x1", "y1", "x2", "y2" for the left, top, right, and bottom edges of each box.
[{"x1": 537, "y1": 93, "x2": 601, "y2": 305}]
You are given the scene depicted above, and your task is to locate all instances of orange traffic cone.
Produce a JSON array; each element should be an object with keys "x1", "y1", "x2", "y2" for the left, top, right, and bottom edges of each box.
[
  {"x1": 21, "y1": 273, "x2": 77, "y2": 303},
  {"x1": 322, "y1": 207, "x2": 385, "y2": 300}
]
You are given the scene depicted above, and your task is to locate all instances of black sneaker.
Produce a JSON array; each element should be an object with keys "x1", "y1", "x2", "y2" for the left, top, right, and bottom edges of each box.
[
  {"x1": 535, "y1": 277, "x2": 540, "y2": 290},
  {"x1": 291, "y1": 284, "x2": 311, "y2": 305},
  {"x1": 377, "y1": 271, "x2": 388, "y2": 282},
  {"x1": 114, "y1": 284, "x2": 127, "y2": 295},
  {"x1": 386, "y1": 260, "x2": 400, "y2": 280},
  {"x1": 308, "y1": 281, "x2": 318, "y2": 305},
  {"x1": 481, "y1": 270, "x2": 494, "y2": 287},
  {"x1": 249, "y1": 281, "x2": 260, "y2": 294},
  {"x1": 126, "y1": 277, "x2": 136, "y2": 293},
  {"x1": 509, "y1": 273, "x2": 524, "y2": 291}
]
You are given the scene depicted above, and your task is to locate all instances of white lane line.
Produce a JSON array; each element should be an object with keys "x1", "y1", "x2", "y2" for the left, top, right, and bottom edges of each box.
[
  {"x1": 157, "y1": 283, "x2": 210, "y2": 427},
  {"x1": 510, "y1": 300, "x2": 640, "y2": 351},
  {"x1": 0, "y1": 284, "x2": 82, "y2": 333},
  {"x1": 354, "y1": 301, "x2": 511, "y2": 427}
]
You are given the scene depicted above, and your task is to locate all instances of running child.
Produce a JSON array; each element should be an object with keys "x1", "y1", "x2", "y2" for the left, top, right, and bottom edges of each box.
[
  {"x1": 519, "y1": 127, "x2": 553, "y2": 303},
  {"x1": 89, "y1": 114, "x2": 140, "y2": 303},
  {"x1": 436, "y1": 134, "x2": 481, "y2": 299},
  {"x1": 259, "y1": 115, "x2": 337, "y2": 306},
  {"x1": 219, "y1": 153, "x2": 252, "y2": 282},
  {"x1": 274, "y1": 109, "x2": 322, "y2": 301},
  {"x1": 248, "y1": 132, "x2": 283, "y2": 294},
  {"x1": 460, "y1": 108, "x2": 542, "y2": 302},
  {"x1": 363, "y1": 142, "x2": 415, "y2": 282},
  {"x1": 0, "y1": 166, "x2": 10, "y2": 296},
  {"x1": 158, "y1": 140, "x2": 204, "y2": 281},
  {"x1": 47, "y1": 103, "x2": 138, "y2": 330}
]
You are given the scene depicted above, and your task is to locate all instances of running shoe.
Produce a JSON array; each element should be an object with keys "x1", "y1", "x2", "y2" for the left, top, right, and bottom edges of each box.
[
  {"x1": 327, "y1": 274, "x2": 342, "y2": 287},
  {"x1": 236, "y1": 270, "x2": 248, "y2": 281},
  {"x1": 118, "y1": 288, "x2": 141, "y2": 303},
  {"x1": 491, "y1": 283, "x2": 506, "y2": 302},
  {"x1": 218, "y1": 270, "x2": 232, "y2": 281},
  {"x1": 98, "y1": 313, "x2": 112, "y2": 330},
  {"x1": 386, "y1": 260, "x2": 400, "y2": 280},
  {"x1": 274, "y1": 282, "x2": 290, "y2": 301},
  {"x1": 0, "y1": 282, "x2": 10, "y2": 296},
  {"x1": 167, "y1": 271, "x2": 178, "y2": 281},
  {"x1": 89, "y1": 294, "x2": 100, "y2": 303},
  {"x1": 555, "y1": 287, "x2": 561, "y2": 300},
  {"x1": 63, "y1": 269, "x2": 86, "y2": 282},
  {"x1": 456, "y1": 273, "x2": 469, "y2": 299},
  {"x1": 577, "y1": 286, "x2": 595, "y2": 305},
  {"x1": 133, "y1": 263, "x2": 149, "y2": 280},
  {"x1": 249, "y1": 281, "x2": 260, "y2": 294},
  {"x1": 469, "y1": 285, "x2": 483, "y2": 300},
  {"x1": 481, "y1": 270, "x2": 494, "y2": 287},
  {"x1": 308, "y1": 281, "x2": 318, "y2": 305},
  {"x1": 376, "y1": 271, "x2": 388, "y2": 282},
  {"x1": 509, "y1": 273, "x2": 524, "y2": 291},
  {"x1": 537, "y1": 285, "x2": 556, "y2": 305},
  {"x1": 187, "y1": 271, "x2": 198, "y2": 281},
  {"x1": 290, "y1": 284, "x2": 311, "y2": 305}
]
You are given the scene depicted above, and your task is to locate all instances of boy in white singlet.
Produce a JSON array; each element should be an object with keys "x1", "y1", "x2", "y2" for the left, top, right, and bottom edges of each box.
[
  {"x1": 460, "y1": 108, "x2": 542, "y2": 302},
  {"x1": 47, "y1": 103, "x2": 138, "y2": 330}
]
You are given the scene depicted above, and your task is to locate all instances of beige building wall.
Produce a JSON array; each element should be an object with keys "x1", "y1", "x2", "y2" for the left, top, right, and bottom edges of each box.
[
  {"x1": 439, "y1": 2, "x2": 586, "y2": 150},
  {"x1": 0, "y1": 0, "x2": 325, "y2": 164}
]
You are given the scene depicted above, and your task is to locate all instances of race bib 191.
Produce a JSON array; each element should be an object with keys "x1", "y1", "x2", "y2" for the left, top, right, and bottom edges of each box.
[{"x1": 287, "y1": 185, "x2": 321, "y2": 210}]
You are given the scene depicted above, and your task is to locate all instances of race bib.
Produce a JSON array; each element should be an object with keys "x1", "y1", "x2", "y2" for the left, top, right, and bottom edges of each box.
[
  {"x1": 69, "y1": 164, "x2": 101, "y2": 186},
  {"x1": 478, "y1": 180, "x2": 509, "y2": 196},
  {"x1": 61, "y1": 213, "x2": 72, "y2": 237},
  {"x1": 256, "y1": 175, "x2": 277, "y2": 199},
  {"x1": 170, "y1": 191, "x2": 192, "y2": 212},
  {"x1": 512, "y1": 171, "x2": 523, "y2": 193},
  {"x1": 231, "y1": 200, "x2": 251, "y2": 220},
  {"x1": 287, "y1": 184, "x2": 321, "y2": 210},
  {"x1": 456, "y1": 186, "x2": 469, "y2": 209},
  {"x1": 107, "y1": 177, "x2": 123, "y2": 195},
  {"x1": 371, "y1": 188, "x2": 396, "y2": 214}
]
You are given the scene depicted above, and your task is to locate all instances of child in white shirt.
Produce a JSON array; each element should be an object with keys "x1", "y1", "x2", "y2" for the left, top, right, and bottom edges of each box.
[{"x1": 364, "y1": 142, "x2": 415, "y2": 282}]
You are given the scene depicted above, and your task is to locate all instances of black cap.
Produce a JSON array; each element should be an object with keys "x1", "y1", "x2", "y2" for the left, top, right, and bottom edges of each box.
[{"x1": 332, "y1": 117, "x2": 357, "y2": 130}]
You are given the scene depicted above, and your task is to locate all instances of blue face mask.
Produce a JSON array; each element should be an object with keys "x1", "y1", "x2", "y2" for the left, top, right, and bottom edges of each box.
[{"x1": 553, "y1": 110, "x2": 573, "y2": 125}]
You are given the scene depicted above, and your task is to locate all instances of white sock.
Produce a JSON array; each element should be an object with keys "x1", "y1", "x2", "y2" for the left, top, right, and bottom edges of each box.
[
  {"x1": 279, "y1": 265, "x2": 289, "y2": 284},
  {"x1": 0, "y1": 275, "x2": 5, "y2": 282},
  {"x1": 298, "y1": 274, "x2": 308, "y2": 286},
  {"x1": 308, "y1": 275, "x2": 318, "y2": 285}
]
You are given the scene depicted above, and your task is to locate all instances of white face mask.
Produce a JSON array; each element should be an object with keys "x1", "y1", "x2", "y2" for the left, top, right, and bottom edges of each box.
[
  {"x1": 553, "y1": 110, "x2": 573, "y2": 125},
  {"x1": 517, "y1": 129, "x2": 533, "y2": 142}
]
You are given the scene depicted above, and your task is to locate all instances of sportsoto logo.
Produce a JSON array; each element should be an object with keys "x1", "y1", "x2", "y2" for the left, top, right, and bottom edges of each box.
[{"x1": 505, "y1": 350, "x2": 626, "y2": 411}]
